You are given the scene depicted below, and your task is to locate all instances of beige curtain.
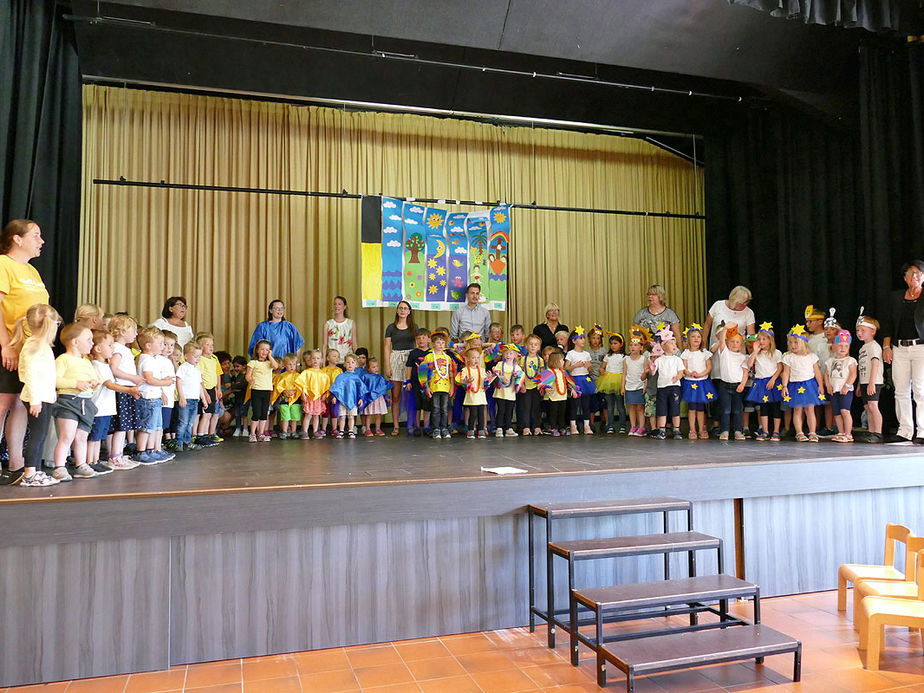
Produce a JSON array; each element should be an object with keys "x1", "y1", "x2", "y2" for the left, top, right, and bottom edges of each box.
[{"x1": 80, "y1": 85, "x2": 705, "y2": 357}]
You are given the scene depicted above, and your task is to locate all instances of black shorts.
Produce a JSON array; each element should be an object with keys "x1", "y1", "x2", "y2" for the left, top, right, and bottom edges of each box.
[
  {"x1": 200, "y1": 387, "x2": 219, "y2": 414},
  {"x1": 859, "y1": 383, "x2": 882, "y2": 403},
  {"x1": 412, "y1": 383, "x2": 432, "y2": 412},
  {"x1": 0, "y1": 362, "x2": 23, "y2": 394},
  {"x1": 54, "y1": 394, "x2": 97, "y2": 432}
]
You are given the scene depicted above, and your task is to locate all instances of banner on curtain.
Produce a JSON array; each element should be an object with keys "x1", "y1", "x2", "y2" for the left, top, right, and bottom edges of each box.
[{"x1": 361, "y1": 196, "x2": 509, "y2": 311}]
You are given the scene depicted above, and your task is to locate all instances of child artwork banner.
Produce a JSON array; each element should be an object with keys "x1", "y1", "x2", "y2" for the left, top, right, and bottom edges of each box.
[{"x1": 360, "y1": 196, "x2": 509, "y2": 311}]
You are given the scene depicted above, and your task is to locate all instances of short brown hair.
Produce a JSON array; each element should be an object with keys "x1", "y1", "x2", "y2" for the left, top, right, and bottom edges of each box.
[
  {"x1": 137, "y1": 326, "x2": 164, "y2": 350},
  {"x1": 60, "y1": 322, "x2": 89, "y2": 347}
]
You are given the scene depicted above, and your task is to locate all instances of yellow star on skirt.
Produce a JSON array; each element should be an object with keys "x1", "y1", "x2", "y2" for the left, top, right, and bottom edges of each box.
[
  {"x1": 818, "y1": 394, "x2": 826, "y2": 401},
  {"x1": 706, "y1": 392, "x2": 714, "y2": 400},
  {"x1": 783, "y1": 395, "x2": 792, "y2": 402},
  {"x1": 691, "y1": 383, "x2": 698, "y2": 390},
  {"x1": 762, "y1": 395, "x2": 769, "y2": 402},
  {"x1": 797, "y1": 386, "x2": 806, "y2": 394}
]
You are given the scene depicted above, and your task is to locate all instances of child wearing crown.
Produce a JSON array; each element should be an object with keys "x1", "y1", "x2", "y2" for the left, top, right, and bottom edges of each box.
[
  {"x1": 781, "y1": 324, "x2": 825, "y2": 442},
  {"x1": 456, "y1": 343, "x2": 494, "y2": 439},
  {"x1": 650, "y1": 327, "x2": 685, "y2": 439}
]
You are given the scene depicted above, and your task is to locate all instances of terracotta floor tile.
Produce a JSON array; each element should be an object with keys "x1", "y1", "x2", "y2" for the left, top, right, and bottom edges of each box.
[
  {"x1": 403, "y1": 656, "x2": 467, "y2": 681},
  {"x1": 6, "y1": 684, "x2": 69, "y2": 692},
  {"x1": 291, "y1": 648, "x2": 351, "y2": 674},
  {"x1": 351, "y1": 663, "x2": 414, "y2": 689},
  {"x1": 241, "y1": 656, "x2": 298, "y2": 682},
  {"x1": 393, "y1": 640, "x2": 451, "y2": 662},
  {"x1": 296, "y1": 667, "x2": 359, "y2": 692},
  {"x1": 346, "y1": 645, "x2": 403, "y2": 669},
  {"x1": 520, "y1": 661, "x2": 596, "y2": 688},
  {"x1": 179, "y1": 684, "x2": 242, "y2": 693},
  {"x1": 468, "y1": 668, "x2": 538, "y2": 693},
  {"x1": 455, "y1": 650, "x2": 515, "y2": 674},
  {"x1": 242, "y1": 675, "x2": 301, "y2": 693},
  {"x1": 124, "y1": 668, "x2": 187, "y2": 692},
  {"x1": 65, "y1": 675, "x2": 130, "y2": 692},
  {"x1": 359, "y1": 683, "x2": 422, "y2": 693},
  {"x1": 416, "y1": 675, "x2": 482, "y2": 693},
  {"x1": 184, "y1": 661, "x2": 242, "y2": 689},
  {"x1": 439, "y1": 633, "x2": 497, "y2": 655}
]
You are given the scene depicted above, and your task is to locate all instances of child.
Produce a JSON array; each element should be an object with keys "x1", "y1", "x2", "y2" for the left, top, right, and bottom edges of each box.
[
  {"x1": 712, "y1": 324, "x2": 749, "y2": 441},
  {"x1": 554, "y1": 327, "x2": 570, "y2": 351},
  {"x1": 644, "y1": 340, "x2": 662, "y2": 435},
  {"x1": 806, "y1": 305, "x2": 835, "y2": 437},
  {"x1": 855, "y1": 314, "x2": 884, "y2": 443},
  {"x1": 598, "y1": 333, "x2": 626, "y2": 434},
  {"x1": 781, "y1": 324, "x2": 824, "y2": 442},
  {"x1": 650, "y1": 328, "x2": 685, "y2": 439},
  {"x1": 329, "y1": 353, "x2": 364, "y2": 439},
  {"x1": 538, "y1": 351, "x2": 578, "y2": 437},
  {"x1": 586, "y1": 326, "x2": 607, "y2": 430},
  {"x1": 419, "y1": 331, "x2": 458, "y2": 439},
  {"x1": 456, "y1": 345, "x2": 492, "y2": 438},
  {"x1": 52, "y1": 323, "x2": 100, "y2": 480},
  {"x1": 510, "y1": 324, "x2": 527, "y2": 354},
  {"x1": 195, "y1": 332, "x2": 224, "y2": 446},
  {"x1": 361, "y1": 357, "x2": 390, "y2": 436},
  {"x1": 225, "y1": 355, "x2": 249, "y2": 436},
  {"x1": 321, "y1": 348, "x2": 343, "y2": 434},
  {"x1": 246, "y1": 339, "x2": 278, "y2": 442},
  {"x1": 492, "y1": 344, "x2": 525, "y2": 437},
  {"x1": 564, "y1": 327, "x2": 595, "y2": 435},
  {"x1": 405, "y1": 328, "x2": 431, "y2": 435},
  {"x1": 745, "y1": 323, "x2": 783, "y2": 441},
  {"x1": 88, "y1": 329, "x2": 139, "y2": 471},
  {"x1": 297, "y1": 349, "x2": 331, "y2": 439},
  {"x1": 680, "y1": 324, "x2": 716, "y2": 440},
  {"x1": 176, "y1": 341, "x2": 205, "y2": 451},
  {"x1": 623, "y1": 332, "x2": 648, "y2": 436},
  {"x1": 516, "y1": 334, "x2": 544, "y2": 436},
  {"x1": 15, "y1": 304, "x2": 61, "y2": 486},
  {"x1": 159, "y1": 330, "x2": 178, "y2": 452},
  {"x1": 825, "y1": 330, "x2": 858, "y2": 443},
  {"x1": 108, "y1": 314, "x2": 145, "y2": 466},
  {"x1": 272, "y1": 354, "x2": 303, "y2": 439},
  {"x1": 135, "y1": 326, "x2": 176, "y2": 464},
  {"x1": 355, "y1": 347, "x2": 369, "y2": 373}
]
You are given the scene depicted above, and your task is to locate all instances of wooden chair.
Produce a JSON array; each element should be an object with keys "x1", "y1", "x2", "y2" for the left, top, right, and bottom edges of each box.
[
  {"x1": 852, "y1": 535, "x2": 924, "y2": 628},
  {"x1": 838, "y1": 524, "x2": 913, "y2": 611},
  {"x1": 857, "y1": 549, "x2": 924, "y2": 670}
]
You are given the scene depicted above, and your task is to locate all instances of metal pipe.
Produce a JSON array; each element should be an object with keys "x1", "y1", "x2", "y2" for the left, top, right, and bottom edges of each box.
[{"x1": 91, "y1": 178, "x2": 706, "y2": 220}]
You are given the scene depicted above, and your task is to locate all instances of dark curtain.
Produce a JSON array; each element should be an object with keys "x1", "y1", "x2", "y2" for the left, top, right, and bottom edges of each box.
[
  {"x1": 859, "y1": 42, "x2": 924, "y2": 297},
  {"x1": 0, "y1": 0, "x2": 82, "y2": 321},
  {"x1": 704, "y1": 107, "x2": 863, "y2": 331},
  {"x1": 729, "y1": 0, "x2": 903, "y2": 32}
]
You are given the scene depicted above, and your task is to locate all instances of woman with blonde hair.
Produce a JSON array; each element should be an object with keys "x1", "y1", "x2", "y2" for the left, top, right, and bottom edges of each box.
[
  {"x1": 703, "y1": 285, "x2": 756, "y2": 349},
  {"x1": 631, "y1": 285, "x2": 682, "y2": 342},
  {"x1": 532, "y1": 302, "x2": 569, "y2": 350}
]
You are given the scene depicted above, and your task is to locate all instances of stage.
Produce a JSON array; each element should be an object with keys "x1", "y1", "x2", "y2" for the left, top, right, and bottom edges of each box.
[{"x1": 2, "y1": 435, "x2": 924, "y2": 687}]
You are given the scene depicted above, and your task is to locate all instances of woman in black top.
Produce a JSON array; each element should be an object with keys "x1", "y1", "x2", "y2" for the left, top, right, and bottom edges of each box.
[
  {"x1": 532, "y1": 302, "x2": 569, "y2": 350},
  {"x1": 882, "y1": 260, "x2": 924, "y2": 443},
  {"x1": 383, "y1": 300, "x2": 417, "y2": 435}
]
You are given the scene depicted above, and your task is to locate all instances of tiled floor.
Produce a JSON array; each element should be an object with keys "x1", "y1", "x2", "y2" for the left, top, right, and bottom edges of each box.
[{"x1": 4, "y1": 590, "x2": 922, "y2": 692}]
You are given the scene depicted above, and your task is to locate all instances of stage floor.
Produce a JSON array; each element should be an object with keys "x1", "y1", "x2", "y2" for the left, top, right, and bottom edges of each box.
[{"x1": 1, "y1": 434, "x2": 921, "y2": 504}]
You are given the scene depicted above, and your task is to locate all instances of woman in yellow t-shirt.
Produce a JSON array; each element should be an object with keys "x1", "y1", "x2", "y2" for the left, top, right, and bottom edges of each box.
[{"x1": 0, "y1": 220, "x2": 50, "y2": 486}]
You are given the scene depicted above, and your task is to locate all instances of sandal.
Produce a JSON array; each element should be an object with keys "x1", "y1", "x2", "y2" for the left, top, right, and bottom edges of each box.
[
  {"x1": 688, "y1": 431, "x2": 698, "y2": 440},
  {"x1": 390, "y1": 428, "x2": 400, "y2": 437},
  {"x1": 375, "y1": 429, "x2": 386, "y2": 436},
  {"x1": 808, "y1": 433, "x2": 819, "y2": 442},
  {"x1": 795, "y1": 433, "x2": 808, "y2": 442}
]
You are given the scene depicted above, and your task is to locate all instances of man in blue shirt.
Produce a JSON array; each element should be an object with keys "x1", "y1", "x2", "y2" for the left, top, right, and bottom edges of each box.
[{"x1": 450, "y1": 283, "x2": 492, "y2": 340}]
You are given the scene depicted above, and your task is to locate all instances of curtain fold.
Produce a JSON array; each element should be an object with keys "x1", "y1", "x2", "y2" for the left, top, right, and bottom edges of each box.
[
  {"x1": 729, "y1": 0, "x2": 903, "y2": 31},
  {"x1": 0, "y1": 0, "x2": 82, "y2": 319},
  {"x1": 79, "y1": 85, "x2": 706, "y2": 356}
]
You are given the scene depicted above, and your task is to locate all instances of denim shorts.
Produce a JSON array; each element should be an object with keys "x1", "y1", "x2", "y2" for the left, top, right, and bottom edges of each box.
[
  {"x1": 89, "y1": 415, "x2": 112, "y2": 442},
  {"x1": 136, "y1": 397, "x2": 163, "y2": 433}
]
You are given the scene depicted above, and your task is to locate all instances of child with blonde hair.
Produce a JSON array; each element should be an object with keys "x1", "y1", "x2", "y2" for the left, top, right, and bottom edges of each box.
[
  {"x1": 52, "y1": 323, "x2": 100, "y2": 480},
  {"x1": 89, "y1": 329, "x2": 140, "y2": 471},
  {"x1": 272, "y1": 353, "x2": 303, "y2": 439},
  {"x1": 108, "y1": 314, "x2": 144, "y2": 466},
  {"x1": 298, "y1": 349, "x2": 331, "y2": 439},
  {"x1": 680, "y1": 324, "x2": 715, "y2": 439},
  {"x1": 176, "y1": 341, "x2": 205, "y2": 450},
  {"x1": 781, "y1": 325, "x2": 824, "y2": 442},
  {"x1": 745, "y1": 323, "x2": 783, "y2": 441},
  {"x1": 14, "y1": 304, "x2": 61, "y2": 486},
  {"x1": 195, "y1": 332, "x2": 223, "y2": 446},
  {"x1": 246, "y1": 339, "x2": 278, "y2": 442},
  {"x1": 134, "y1": 326, "x2": 176, "y2": 464}
]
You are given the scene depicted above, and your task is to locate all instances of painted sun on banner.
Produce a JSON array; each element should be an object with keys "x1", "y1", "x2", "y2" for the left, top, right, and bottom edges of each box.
[{"x1": 361, "y1": 196, "x2": 509, "y2": 311}]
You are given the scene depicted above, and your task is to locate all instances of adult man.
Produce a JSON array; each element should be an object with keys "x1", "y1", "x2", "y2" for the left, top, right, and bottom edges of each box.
[{"x1": 450, "y1": 283, "x2": 492, "y2": 340}]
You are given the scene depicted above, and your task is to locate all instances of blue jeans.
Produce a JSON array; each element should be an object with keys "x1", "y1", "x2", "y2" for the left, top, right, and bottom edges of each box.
[
  {"x1": 604, "y1": 393, "x2": 627, "y2": 430},
  {"x1": 176, "y1": 399, "x2": 199, "y2": 445},
  {"x1": 718, "y1": 382, "x2": 743, "y2": 434}
]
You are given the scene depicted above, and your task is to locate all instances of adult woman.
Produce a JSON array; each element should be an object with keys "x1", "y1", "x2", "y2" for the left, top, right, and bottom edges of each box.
[
  {"x1": 883, "y1": 260, "x2": 924, "y2": 443},
  {"x1": 702, "y1": 286, "x2": 756, "y2": 349},
  {"x1": 631, "y1": 285, "x2": 682, "y2": 342},
  {"x1": 74, "y1": 303, "x2": 105, "y2": 329},
  {"x1": 383, "y1": 300, "x2": 416, "y2": 436},
  {"x1": 324, "y1": 296, "x2": 357, "y2": 363},
  {"x1": 0, "y1": 220, "x2": 50, "y2": 486},
  {"x1": 153, "y1": 296, "x2": 195, "y2": 347},
  {"x1": 532, "y1": 303, "x2": 569, "y2": 350},
  {"x1": 247, "y1": 299, "x2": 304, "y2": 358}
]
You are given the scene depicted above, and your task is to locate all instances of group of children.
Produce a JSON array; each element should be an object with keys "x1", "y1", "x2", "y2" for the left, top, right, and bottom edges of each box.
[{"x1": 9, "y1": 302, "x2": 886, "y2": 487}]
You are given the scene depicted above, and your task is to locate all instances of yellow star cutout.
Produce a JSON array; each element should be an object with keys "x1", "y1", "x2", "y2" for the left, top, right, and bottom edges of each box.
[
  {"x1": 790, "y1": 324, "x2": 807, "y2": 336},
  {"x1": 706, "y1": 392, "x2": 714, "y2": 400},
  {"x1": 691, "y1": 383, "x2": 698, "y2": 390},
  {"x1": 429, "y1": 273, "x2": 435, "y2": 280},
  {"x1": 759, "y1": 321, "x2": 774, "y2": 332},
  {"x1": 776, "y1": 384, "x2": 783, "y2": 390},
  {"x1": 818, "y1": 394, "x2": 826, "y2": 401},
  {"x1": 797, "y1": 386, "x2": 806, "y2": 394},
  {"x1": 762, "y1": 395, "x2": 769, "y2": 402},
  {"x1": 428, "y1": 286, "x2": 437, "y2": 295},
  {"x1": 427, "y1": 259, "x2": 437, "y2": 268},
  {"x1": 436, "y1": 266, "x2": 445, "y2": 276},
  {"x1": 783, "y1": 395, "x2": 792, "y2": 402},
  {"x1": 439, "y1": 279, "x2": 446, "y2": 286}
]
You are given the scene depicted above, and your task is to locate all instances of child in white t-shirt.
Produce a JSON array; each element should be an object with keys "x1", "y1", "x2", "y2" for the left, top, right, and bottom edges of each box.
[
  {"x1": 856, "y1": 314, "x2": 884, "y2": 442},
  {"x1": 781, "y1": 325, "x2": 824, "y2": 442},
  {"x1": 597, "y1": 333, "x2": 626, "y2": 434},
  {"x1": 680, "y1": 324, "x2": 715, "y2": 440},
  {"x1": 745, "y1": 323, "x2": 783, "y2": 441},
  {"x1": 650, "y1": 329, "x2": 685, "y2": 439},
  {"x1": 712, "y1": 323, "x2": 749, "y2": 440},
  {"x1": 825, "y1": 330, "x2": 858, "y2": 443}
]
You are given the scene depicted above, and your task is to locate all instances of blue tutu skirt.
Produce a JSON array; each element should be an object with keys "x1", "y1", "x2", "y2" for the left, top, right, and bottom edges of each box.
[
  {"x1": 681, "y1": 378, "x2": 717, "y2": 404},
  {"x1": 786, "y1": 378, "x2": 821, "y2": 407},
  {"x1": 572, "y1": 374, "x2": 596, "y2": 396},
  {"x1": 745, "y1": 377, "x2": 783, "y2": 404}
]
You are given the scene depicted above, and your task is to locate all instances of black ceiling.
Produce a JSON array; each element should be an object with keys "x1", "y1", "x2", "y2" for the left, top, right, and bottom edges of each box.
[{"x1": 69, "y1": 0, "x2": 897, "y2": 144}]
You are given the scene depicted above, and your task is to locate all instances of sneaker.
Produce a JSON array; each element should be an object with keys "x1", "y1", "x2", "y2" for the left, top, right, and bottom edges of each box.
[
  {"x1": 134, "y1": 451, "x2": 159, "y2": 465},
  {"x1": 755, "y1": 433, "x2": 768, "y2": 441},
  {"x1": 73, "y1": 463, "x2": 99, "y2": 479},
  {"x1": 164, "y1": 440, "x2": 179, "y2": 453},
  {"x1": 278, "y1": 432, "x2": 288, "y2": 440},
  {"x1": 741, "y1": 428, "x2": 751, "y2": 438},
  {"x1": 232, "y1": 428, "x2": 243, "y2": 437},
  {"x1": 618, "y1": 426, "x2": 627, "y2": 434},
  {"x1": 495, "y1": 428, "x2": 504, "y2": 438},
  {"x1": 552, "y1": 429, "x2": 561, "y2": 437},
  {"x1": 734, "y1": 431, "x2": 746, "y2": 441},
  {"x1": 209, "y1": 434, "x2": 223, "y2": 443},
  {"x1": 124, "y1": 443, "x2": 137, "y2": 455},
  {"x1": 432, "y1": 431, "x2": 442, "y2": 439},
  {"x1": 261, "y1": 435, "x2": 271, "y2": 442},
  {"x1": 51, "y1": 466, "x2": 72, "y2": 482},
  {"x1": 0, "y1": 467, "x2": 25, "y2": 486},
  {"x1": 569, "y1": 424, "x2": 579, "y2": 436},
  {"x1": 441, "y1": 429, "x2": 451, "y2": 439},
  {"x1": 653, "y1": 429, "x2": 667, "y2": 440},
  {"x1": 533, "y1": 428, "x2": 543, "y2": 437},
  {"x1": 20, "y1": 471, "x2": 59, "y2": 487},
  {"x1": 719, "y1": 431, "x2": 729, "y2": 441},
  {"x1": 467, "y1": 431, "x2": 475, "y2": 439},
  {"x1": 505, "y1": 428, "x2": 518, "y2": 437},
  {"x1": 334, "y1": 431, "x2": 344, "y2": 439},
  {"x1": 249, "y1": 434, "x2": 258, "y2": 443},
  {"x1": 154, "y1": 450, "x2": 175, "y2": 462},
  {"x1": 106, "y1": 456, "x2": 137, "y2": 470},
  {"x1": 673, "y1": 428, "x2": 683, "y2": 440},
  {"x1": 90, "y1": 462, "x2": 114, "y2": 475},
  {"x1": 478, "y1": 429, "x2": 487, "y2": 439},
  {"x1": 606, "y1": 427, "x2": 615, "y2": 435},
  {"x1": 583, "y1": 425, "x2": 593, "y2": 435},
  {"x1": 770, "y1": 432, "x2": 781, "y2": 442},
  {"x1": 347, "y1": 431, "x2": 356, "y2": 439}
]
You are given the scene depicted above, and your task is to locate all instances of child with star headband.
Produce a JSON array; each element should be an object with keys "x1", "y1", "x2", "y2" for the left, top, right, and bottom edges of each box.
[
  {"x1": 597, "y1": 332, "x2": 626, "y2": 434},
  {"x1": 680, "y1": 323, "x2": 716, "y2": 440},
  {"x1": 516, "y1": 334, "x2": 545, "y2": 436},
  {"x1": 825, "y1": 329, "x2": 858, "y2": 443},
  {"x1": 745, "y1": 323, "x2": 784, "y2": 441},
  {"x1": 781, "y1": 324, "x2": 825, "y2": 442},
  {"x1": 564, "y1": 326, "x2": 595, "y2": 435},
  {"x1": 623, "y1": 327, "x2": 649, "y2": 436},
  {"x1": 455, "y1": 343, "x2": 494, "y2": 439}
]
